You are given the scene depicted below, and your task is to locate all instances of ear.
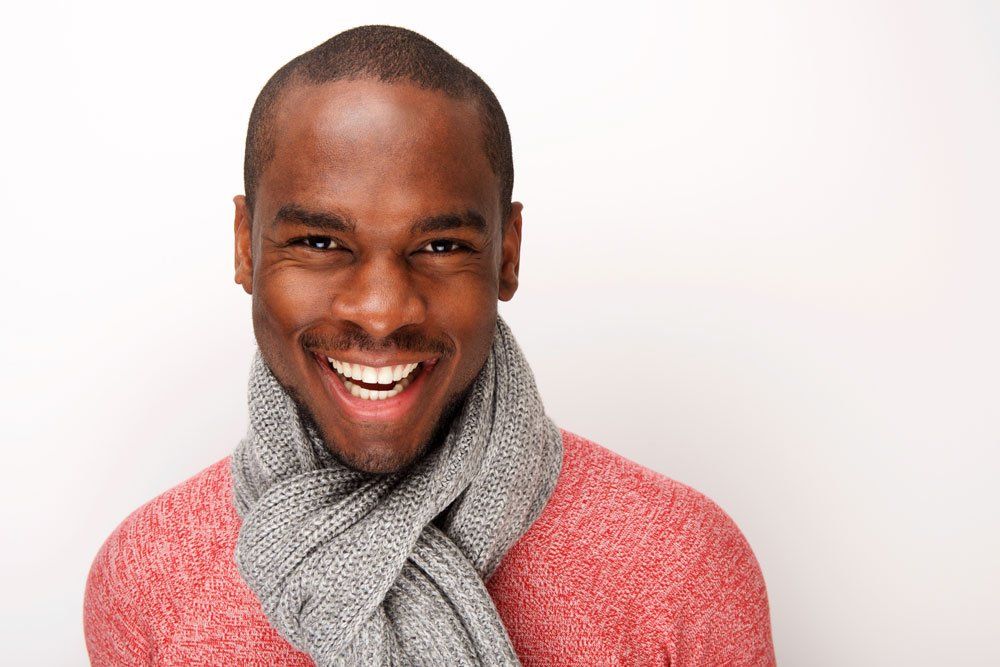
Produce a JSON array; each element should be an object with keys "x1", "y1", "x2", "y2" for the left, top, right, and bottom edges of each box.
[
  {"x1": 233, "y1": 195, "x2": 253, "y2": 295},
  {"x1": 498, "y1": 201, "x2": 523, "y2": 302}
]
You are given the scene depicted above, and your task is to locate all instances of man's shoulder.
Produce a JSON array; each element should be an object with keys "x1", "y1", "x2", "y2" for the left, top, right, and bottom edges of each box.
[
  {"x1": 556, "y1": 428, "x2": 735, "y2": 532},
  {"x1": 531, "y1": 429, "x2": 774, "y2": 662},
  {"x1": 551, "y1": 428, "x2": 763, "y2": 579},
  {"x1": 83, "y1": 456, "x2": 239, "y2": 658},
  {"x1": 109, "y1": 455, "x2": 235, "y2": 546},
  {"x1": 509, "y1": 429, "x2": 774, "y2": 664},
  {"x1": 84, "y1": 456, "x2": 237, "y2": 604}
]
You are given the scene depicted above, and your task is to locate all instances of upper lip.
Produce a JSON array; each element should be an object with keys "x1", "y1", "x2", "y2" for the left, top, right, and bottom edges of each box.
[{"x1": 311, "y1": 351, "x2": 436, "y2": 368}]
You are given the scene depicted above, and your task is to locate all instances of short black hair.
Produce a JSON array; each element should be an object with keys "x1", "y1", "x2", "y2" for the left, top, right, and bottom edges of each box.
[{"x1": 243, "y1": 25, "x2": 513, "y2": 219}]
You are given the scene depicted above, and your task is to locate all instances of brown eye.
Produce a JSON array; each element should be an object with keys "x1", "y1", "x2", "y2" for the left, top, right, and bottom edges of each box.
[
  {"x1": 421, "y1": 239, "x2": 463, "y2": 253},
  {"x1": 293, "y1": 236, "x2": 338, "y2": 250}
]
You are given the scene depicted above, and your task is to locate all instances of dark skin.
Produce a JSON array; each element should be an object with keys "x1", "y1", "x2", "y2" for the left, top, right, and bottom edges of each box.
[{"x1": 233, "y1": 78, "x2": 522, "y2": 474}]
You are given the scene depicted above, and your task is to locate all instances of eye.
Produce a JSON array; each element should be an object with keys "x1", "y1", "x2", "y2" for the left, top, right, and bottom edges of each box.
[
  {"x1": 291, "y1": 235, "x2": 339, "y2": 251},
  {"x1": 421, "y1": 239, "x2": 466, "y2": 253}
]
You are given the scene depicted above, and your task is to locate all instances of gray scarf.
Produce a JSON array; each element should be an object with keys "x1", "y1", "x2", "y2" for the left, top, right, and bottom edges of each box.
[{"x1": 230, "y1": 315, "x2": 563, "y2": 665}]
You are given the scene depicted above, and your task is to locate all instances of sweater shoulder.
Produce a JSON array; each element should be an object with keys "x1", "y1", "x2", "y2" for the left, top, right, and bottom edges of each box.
[
  {"x1": 533, "y1": 429, "x2": 774, "y2": 662},
  {"x1": 542, "y1": 429, "x2": 768, "y2": 600},
  {"x1": 554, "y1": 428, "x2": 731, "y2": 536},
  {"x1": 84, "y1": 457, "x2": 237, "y2": 611},
  {"x1": 83, "y1": 457, "x2": 238, "y2": 660},
  {"x1": 105, "y1": 456, "x2": 236, "y2": 556}
]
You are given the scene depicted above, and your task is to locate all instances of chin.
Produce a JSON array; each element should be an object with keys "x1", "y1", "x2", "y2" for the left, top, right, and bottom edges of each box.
[{"x1": 325, "y1": 433, "x2": 429, "y2": 475}]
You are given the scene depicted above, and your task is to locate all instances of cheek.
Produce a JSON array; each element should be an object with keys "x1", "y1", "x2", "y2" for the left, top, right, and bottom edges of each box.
[
  {"x1": 423, "y1": 274, "x2": 498, "y2": 371},
  {"x1": 421, "y1": 266, "x2": 493, "y2": 313},
  {"x1": 254, "y1": 267, "x2": 331, "y2": 339}
]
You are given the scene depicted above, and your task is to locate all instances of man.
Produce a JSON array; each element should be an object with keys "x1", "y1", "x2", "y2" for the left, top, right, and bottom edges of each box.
[{"x1": 83, "y1": 25, "x2": 775, "y2": 666}]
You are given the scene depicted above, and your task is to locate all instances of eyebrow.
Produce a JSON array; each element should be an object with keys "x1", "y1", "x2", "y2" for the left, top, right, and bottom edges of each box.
[
  {"x1": 273, "y1": 204, "x2": 489, "y2": 238},
  {"x1": 410, "y1": 210, "x2": 488, "y2": 237},
  {"x1": 273, "y1": 204, "x2": 355, "y2": 233}
]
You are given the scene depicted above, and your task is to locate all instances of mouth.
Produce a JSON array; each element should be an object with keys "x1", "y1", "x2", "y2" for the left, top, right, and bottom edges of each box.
[
  {"x1": 312, "y1": 352, "x2": 438, "y2": 421},
  {"x1": 327, "y1": 357, "x2": 423, "y2": 399}
]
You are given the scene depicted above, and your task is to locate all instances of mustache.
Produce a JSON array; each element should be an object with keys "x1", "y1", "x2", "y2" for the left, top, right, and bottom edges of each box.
[{"x1": 300, "y1": 327, "x2": 454, "y2": 357}]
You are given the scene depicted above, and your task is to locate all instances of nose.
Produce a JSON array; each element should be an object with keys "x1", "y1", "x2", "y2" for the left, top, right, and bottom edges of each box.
[{"x1": 330, "y1": 252, "x2": 427, "y2": 340}]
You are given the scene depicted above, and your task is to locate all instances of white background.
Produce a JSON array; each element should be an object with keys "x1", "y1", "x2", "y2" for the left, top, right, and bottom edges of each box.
[{"x1": 2, "y1": 1, "x2": 997, "y2": 664}]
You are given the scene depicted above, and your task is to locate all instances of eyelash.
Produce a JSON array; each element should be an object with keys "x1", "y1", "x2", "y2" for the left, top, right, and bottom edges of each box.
[{"x1": 289, "y1": 236, "x2": 471, "y2": 254}]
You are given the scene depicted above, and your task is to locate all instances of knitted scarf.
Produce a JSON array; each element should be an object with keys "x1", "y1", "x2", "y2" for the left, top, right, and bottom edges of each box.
[{"x1": 230, "y1": 315, "x2": 563, "y2": 666}]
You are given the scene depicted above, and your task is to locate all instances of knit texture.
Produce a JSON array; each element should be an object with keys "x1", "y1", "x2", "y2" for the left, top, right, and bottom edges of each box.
[
  {"x1": 230, "y1": 316, "x2": 563, "y2": 665},
  {"x1": 84, "y1": 435, "x2": 776, "y2": 665}
]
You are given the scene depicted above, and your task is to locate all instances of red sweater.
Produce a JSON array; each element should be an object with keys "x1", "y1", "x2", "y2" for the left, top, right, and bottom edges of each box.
[{"x1": 83, "y1": 430, "x2": 775, "y2": 665}]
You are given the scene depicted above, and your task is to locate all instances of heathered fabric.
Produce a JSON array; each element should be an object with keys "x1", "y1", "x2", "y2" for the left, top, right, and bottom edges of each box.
[
  {"x1": 84, "y1": 430, "x2": 776, "y2": 665},
  {"x1": 230, "y1": 316, "x2": 563, "y2": 665}
]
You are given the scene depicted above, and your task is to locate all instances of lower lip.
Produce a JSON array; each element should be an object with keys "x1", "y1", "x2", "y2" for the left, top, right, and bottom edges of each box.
[{"x1": 313, "y1": 353, "x2": 436, "y2": 422}]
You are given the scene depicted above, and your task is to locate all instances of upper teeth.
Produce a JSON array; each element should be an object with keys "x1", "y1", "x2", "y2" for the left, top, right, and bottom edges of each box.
[{"x1": 327, "y1": 358, "x2": 420, "y2": 384}]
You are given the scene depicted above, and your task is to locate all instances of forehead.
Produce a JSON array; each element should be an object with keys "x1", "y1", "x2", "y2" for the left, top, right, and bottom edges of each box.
[{"x1": 259, "y1": 78, "x2": 499, "y2": 223}]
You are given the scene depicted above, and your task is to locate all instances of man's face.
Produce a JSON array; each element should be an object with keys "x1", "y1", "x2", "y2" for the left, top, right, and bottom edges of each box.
[{"x1": 233, "y1": 78, "x2": 521, "y2": 474}]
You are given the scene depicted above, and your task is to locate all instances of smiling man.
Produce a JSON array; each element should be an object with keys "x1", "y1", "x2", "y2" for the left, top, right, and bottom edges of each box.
[
  {"x1": 83, "y1": 26, "x2": 775, "y2": 666},
  {"x1": 241, "y1": 71, "x2": 514, "y2": 477}
]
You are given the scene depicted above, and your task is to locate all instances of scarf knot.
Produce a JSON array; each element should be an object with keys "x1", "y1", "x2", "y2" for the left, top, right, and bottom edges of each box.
[{"x1": 231, "y1": 316, "x2": 563, "y2": 666}]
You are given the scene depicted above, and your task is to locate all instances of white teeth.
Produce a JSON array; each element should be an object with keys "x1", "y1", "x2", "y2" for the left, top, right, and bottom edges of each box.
[
  {"x1": 343, "y1": 375, "x2": 413, "y2": 400},
  {"x1": 390, "y1": 363, "x2": 418, "y2": 381},
  {"x1": 328, "y1": 359, "x2": 421, "y2": 383},
  {"x1": 326, "y1": 356, "x2": 423, "y2": 400}
]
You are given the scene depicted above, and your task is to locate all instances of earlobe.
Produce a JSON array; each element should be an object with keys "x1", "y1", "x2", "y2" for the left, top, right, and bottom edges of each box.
[
  {"x1": 233, "y1": 195, "x2": 254, "y2": 295},
  {"x1": 498, "y1": 202, "x2": 523, "y2": 302}
]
